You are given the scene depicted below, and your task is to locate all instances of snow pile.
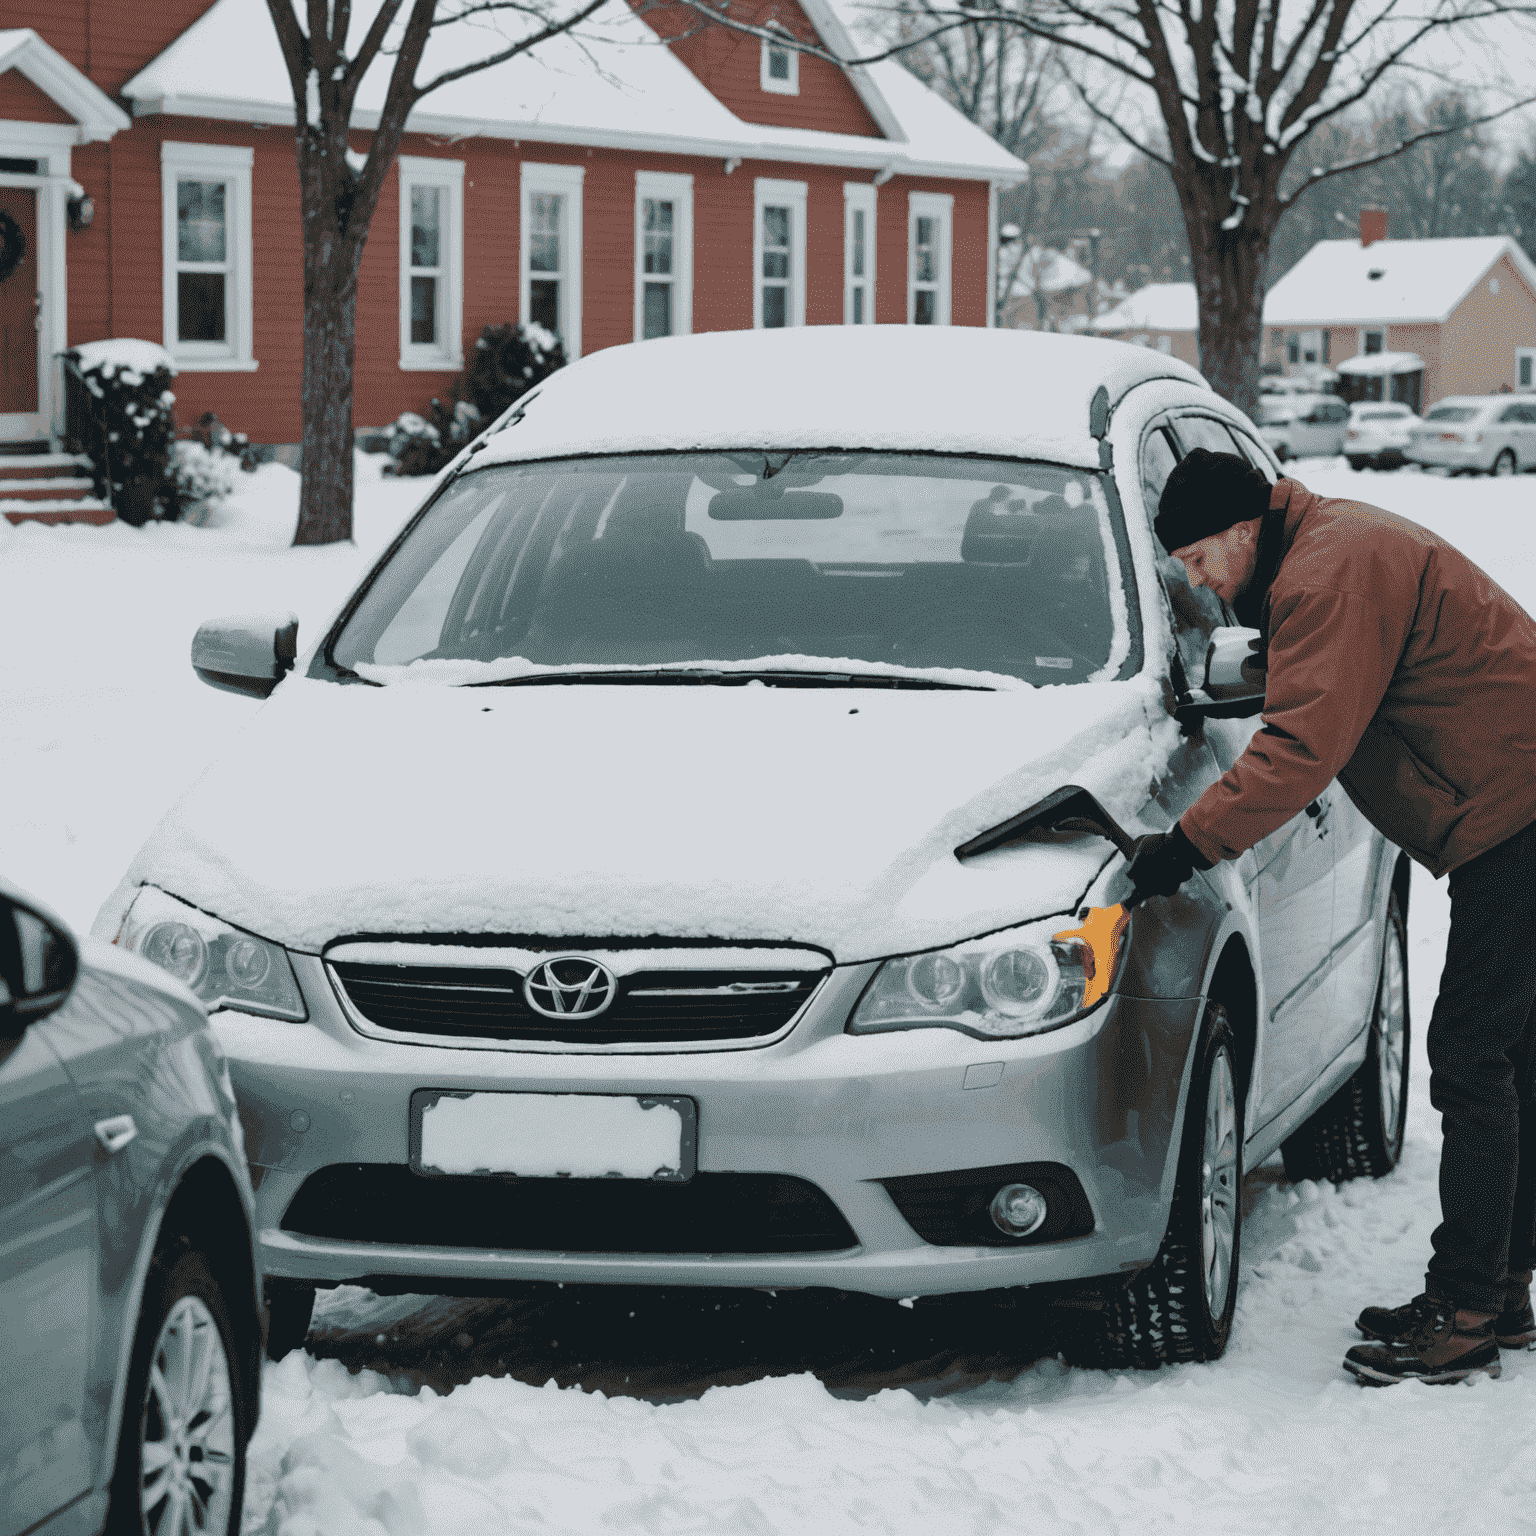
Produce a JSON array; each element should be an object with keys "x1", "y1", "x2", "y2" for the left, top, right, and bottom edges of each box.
[{"x1": 71, "y1": 337, "x2": 176, "y2": 384}]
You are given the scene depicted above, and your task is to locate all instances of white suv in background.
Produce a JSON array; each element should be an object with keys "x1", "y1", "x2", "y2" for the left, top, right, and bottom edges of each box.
[
  {"x1": 1344, "y1": 403, "x2": 1418, "y2": 471},
  {"x1": 1405, "y1": 397, "x2": 1536, "y2": 476},
  {"x1": 1259, "y1": 394, "x2": 1349, "y2": 462}
]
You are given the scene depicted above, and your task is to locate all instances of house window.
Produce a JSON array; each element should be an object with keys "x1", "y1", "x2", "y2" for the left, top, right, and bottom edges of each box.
[
  {"x1": 1286, "y1": 334, "x2": 1299, "y2": 365},
  {"x1": 844, "y1": 183, "x2": 876, "y2": 325},
  {"x1": 398, "y1": 157, "x2": 464, "y2": 369},
  {"x1": 1362, "y1": 329, "x2": 1384, "y2": 355},
  {"x1": 634, "y1": 172, "x2": 693, "y2": 342},
  {"x1": 761, "y1": 26, "x2": 799, "y2": 94},
  {"x1": 908, "y1": 192, "x2": 952, "y2": 325},
  {"x1": 754, "y1": 179, "x2": 806, "y2": 329},
  {"x1": 1518, "y1": 348, "x2": 1535, "y2": 391},
  {"x1": 160, "y1": 142, "x2": 254, "y2": 370},
  {"x1": 521, "y1": 163, "x2": 585, "y2": 357}
]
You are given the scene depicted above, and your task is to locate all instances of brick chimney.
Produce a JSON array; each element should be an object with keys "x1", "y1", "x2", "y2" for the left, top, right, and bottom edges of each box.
[{"x1": 1360, "y1": 208, "x2": 1388, "y2": 247}]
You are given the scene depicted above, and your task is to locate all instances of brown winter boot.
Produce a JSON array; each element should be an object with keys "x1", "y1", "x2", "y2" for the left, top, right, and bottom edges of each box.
[
  {"x1": 1343, "y1": 1302, "x2": 1500, "y2": 1386},
  {"x1": 1498, "y1": 1270, "x2": 1535, "y2": 1350}
]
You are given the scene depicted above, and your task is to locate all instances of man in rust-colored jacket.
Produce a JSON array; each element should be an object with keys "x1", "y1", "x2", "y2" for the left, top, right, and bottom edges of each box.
[{"x1": 1130, "y1": 447, "x2": 1536, "y2": 1387}]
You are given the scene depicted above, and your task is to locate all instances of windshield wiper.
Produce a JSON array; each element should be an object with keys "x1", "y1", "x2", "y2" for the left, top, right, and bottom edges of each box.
[{"x1": 467, "y1": 668, "x2": 995, "y2": 691}]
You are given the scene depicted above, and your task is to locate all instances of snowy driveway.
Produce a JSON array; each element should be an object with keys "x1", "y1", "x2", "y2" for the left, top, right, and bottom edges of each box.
[{"x1": 3, "y1": 457, "x2": 1534, "y2": 1535}]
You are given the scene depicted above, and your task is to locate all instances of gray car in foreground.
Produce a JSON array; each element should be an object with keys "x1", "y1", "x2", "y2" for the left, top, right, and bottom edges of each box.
[
  {"x1": 1, "y1": 879, "x2": 261, "y2": 1536},
  {"x1": 99, "y1": 327, "x2": 1409, "y2": 1372}
]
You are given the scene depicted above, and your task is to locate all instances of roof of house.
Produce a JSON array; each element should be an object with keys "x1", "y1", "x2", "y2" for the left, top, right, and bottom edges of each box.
[
  {"x1": 1090, "y1": 282, "x2": 1197, "y2": 334},
  {"x1": 471, "y1": 325, "x2": 1208, "y2": 472},
  {"x1": 0, "y1": 28, "x2": 131, "y2": 142},
  {"x1": 1263, "y1": 236, "x2": 1536, "y2": 327},
  {"x1": 1003, "y1": 247, "x2": 1092, "y2": 299},
  {"x1": 121, "y1": 0, "x2": 1026, "y2": 181}
]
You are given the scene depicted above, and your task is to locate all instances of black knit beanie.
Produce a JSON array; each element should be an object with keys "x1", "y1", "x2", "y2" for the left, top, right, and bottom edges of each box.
[{"x1": 1154, "y1": 448, "x2": 1272, "y2": 553}]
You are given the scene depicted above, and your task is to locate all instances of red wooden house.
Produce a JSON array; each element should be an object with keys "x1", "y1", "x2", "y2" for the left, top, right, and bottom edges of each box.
[{"x1": 0, "y1": 0, "x2": 1023, "y2": 502}]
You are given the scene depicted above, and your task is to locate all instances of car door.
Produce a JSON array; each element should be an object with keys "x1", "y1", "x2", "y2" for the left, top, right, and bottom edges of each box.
[
  {"x1": 1324, "y1": 793, "x2": 1390, "y2": 1072},
  {"x1": 0, "y1": 1018, "x2": 97, "y2": 1534}
]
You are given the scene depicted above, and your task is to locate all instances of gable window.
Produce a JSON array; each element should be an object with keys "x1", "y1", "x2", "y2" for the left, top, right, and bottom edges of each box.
[
  {"x1": 398, "y1": 156, "x2": 463, "y2": 370},
  {"x1": 161, "y1": 142, "x2": 255, "y2": 370},
  {"x1": 754, "y1": 178, "x2": 806, "y2": 329},
  {"x1": 635, "y1": 171, "x2": 693, "y2": 342},
  {"x1": 844, "y1": 183, "x2": 876, "y2": 325},
  {"x1": 1361, "y1": 329, "x2": 1384, "y2": 355},
  {"x1": 761, "y1": 25, "x2": 799, "y2": 94},
  {"x1": 521, "y1": 163, "x2": 585, "y2": 357},
  {"x1": 908, "y1": 192, "x2": 952, "y2": 325}
]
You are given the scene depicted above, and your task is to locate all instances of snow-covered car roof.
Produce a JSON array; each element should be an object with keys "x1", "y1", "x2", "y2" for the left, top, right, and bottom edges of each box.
[
  {"x1": 121, "y1": 0, "x2": 1026, "y2": 181},
  {"x1": 471, "y1": 327, "x2": 1209, "y2": 472}
]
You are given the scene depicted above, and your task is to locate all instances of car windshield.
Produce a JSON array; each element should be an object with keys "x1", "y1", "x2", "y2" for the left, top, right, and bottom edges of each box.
[
  {"x1": 329, "y1": 452, "x2": 1133, "y2": 688},
  {"x1": 1424, "y1": 406, "x2": 1478, "y2": 423}
]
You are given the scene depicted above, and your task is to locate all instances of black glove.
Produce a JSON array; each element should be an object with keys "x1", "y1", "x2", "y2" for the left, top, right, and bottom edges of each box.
[{"x1": 1126, "y1": 823, "x2": 1214, "y2": 905}]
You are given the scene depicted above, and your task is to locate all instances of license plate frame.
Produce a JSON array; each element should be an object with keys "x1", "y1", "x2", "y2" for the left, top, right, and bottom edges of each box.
[{"x1": 408, "y1": 1090, "x2": 698, "y2": 1183}]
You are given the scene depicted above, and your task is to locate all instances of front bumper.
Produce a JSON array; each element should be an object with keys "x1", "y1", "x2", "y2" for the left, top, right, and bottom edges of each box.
[{"x1": 220, "y1": 954, "x2": 1203, "y2": 1300}]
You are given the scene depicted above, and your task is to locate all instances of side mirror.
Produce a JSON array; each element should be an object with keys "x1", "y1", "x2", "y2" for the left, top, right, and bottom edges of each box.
[
  {"x1": 1175, "y1": 626, "x2": 1265, "y2": 725},
  {"x1": 192, "y1": 611, "x2": 299, "y2": 699},
  {"x1": 0, "y1": 883, "x2": 80, "y2": 1038}
]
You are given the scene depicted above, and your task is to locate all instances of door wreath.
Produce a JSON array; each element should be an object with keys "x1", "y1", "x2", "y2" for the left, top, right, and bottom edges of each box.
[{"x1": 0, "y1": 209, "x2": 26, "y2": 286}]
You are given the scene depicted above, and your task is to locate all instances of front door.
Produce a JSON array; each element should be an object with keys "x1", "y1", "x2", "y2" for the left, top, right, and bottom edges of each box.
[{"x1": 0, "y1": 186, "x2": 41, "y2": 435}]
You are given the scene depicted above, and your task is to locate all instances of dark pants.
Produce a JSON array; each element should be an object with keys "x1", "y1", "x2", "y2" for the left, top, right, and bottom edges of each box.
[{"x1": 1425, "y1": 817, "x2": 1536, "y2": 1314}]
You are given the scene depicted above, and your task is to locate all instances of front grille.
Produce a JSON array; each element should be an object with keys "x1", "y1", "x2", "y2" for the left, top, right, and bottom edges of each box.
[
  {"x1": 281, "y1": 1164, "x2": 858, "y2": 1254},
  {"x1": 879, "y1": 1162, "x2": 1094, "y2": 1247},
  {"x1": 330, "y1": 961, "x2": 825, "y2": 1044}
]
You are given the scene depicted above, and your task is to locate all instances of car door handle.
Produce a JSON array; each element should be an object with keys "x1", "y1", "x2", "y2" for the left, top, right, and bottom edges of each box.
[{"x1": 94, "y1": 1115, "x2": 138, "y2": 1155}]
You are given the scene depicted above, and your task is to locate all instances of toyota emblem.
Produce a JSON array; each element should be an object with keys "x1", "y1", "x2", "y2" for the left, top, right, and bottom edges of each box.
[{"x1": 524, "y1": 956, "x2": 618, "y2": 1019}]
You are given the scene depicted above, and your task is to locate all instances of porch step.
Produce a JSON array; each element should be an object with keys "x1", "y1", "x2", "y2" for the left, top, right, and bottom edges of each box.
[
  {"x1": 0, "y1": 476, "x2": 97, "y2": 498},
  {"x1": 0, "y1": 453, "x2": 94, "y2": 475},
  {"x1": 2, "y1": 495, "x2": 114, "y2": 526}
]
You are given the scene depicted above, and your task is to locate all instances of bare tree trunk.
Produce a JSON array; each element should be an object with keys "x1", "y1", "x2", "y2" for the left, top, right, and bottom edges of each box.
[
  {"x1": 1183, "y1": 188, "x2": 1272, "y2": 423},
  {"x1": 295, "y1": 242, "x2": 364, "y2": 545}
]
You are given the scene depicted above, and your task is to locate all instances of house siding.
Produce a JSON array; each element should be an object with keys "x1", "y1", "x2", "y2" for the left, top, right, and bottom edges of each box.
[
  {"x1": 1440, "y1": 252, "x2": 1536, "y2": 398},
  {"x1": 0, "y1": 69, "x2": 76, "y2": 123}
]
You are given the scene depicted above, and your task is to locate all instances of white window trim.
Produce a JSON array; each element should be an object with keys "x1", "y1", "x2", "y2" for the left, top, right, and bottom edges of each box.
[
  {"x1": 760, "y1": 26, "x2": 799, "y2": 95},
  {"x1": 520, "y1": 162, "x2": 585, "y2": 360},
  {"x1": 754, "y1": 178, "x2": 807, "y2": 330},
  {"x1": 843, "y1": 182, "x2": 876, "y2": 326},
  {"x1": 907, "y1": 191, "x2": 952, "y2": 326},
  {"x1": 1358, "y1": 326, "x2": 1385, "y2": 357},
  {"x1": 634, "y1": 171, "x2": 693, "y2": 343},
  {"x1": 1517, "y1": 346, "x2": 1536, "y2": 392},
  {"x1": 398, "y1": 155, "x2": 464, "y2": 372},
  {"x1": 161, "y1": 141, "x2": 256, "y2": 371}
]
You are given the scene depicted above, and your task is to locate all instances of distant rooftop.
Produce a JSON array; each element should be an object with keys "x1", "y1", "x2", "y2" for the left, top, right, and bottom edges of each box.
[{"x1": 1090, "y1": 283, "x2": 1196, "y2": 334}]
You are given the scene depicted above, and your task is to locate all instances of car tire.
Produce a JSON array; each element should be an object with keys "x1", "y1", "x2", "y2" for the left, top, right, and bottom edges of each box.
[
  {"x1": 1493, "y1": 449, "x2": 1517, "y2": 477},
  {"x1": 105, "y1": 1241, "x2": 251, "y2": 1536},
  {"x1": 1347, "y1": 457, "x2": 1368, "y2": 472},
  {"x1": 1059, "y1": 1003, "x2": 1242, "y2": 1369},
  {"x1": 264, "y1": 1278, "x2": 316, "y2": 1361},
  {"x1": 1280, "y1": 891, "x2": 1410, "y2": 1184}
]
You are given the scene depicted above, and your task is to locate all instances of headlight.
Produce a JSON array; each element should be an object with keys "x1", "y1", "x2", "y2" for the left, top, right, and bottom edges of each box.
[
  {"x1": 848, "y1": 905, "x2": 1130, "y2": 1040},
  {"x1": 117, "y1": 886, "x2": 306, "y2": 1021}
]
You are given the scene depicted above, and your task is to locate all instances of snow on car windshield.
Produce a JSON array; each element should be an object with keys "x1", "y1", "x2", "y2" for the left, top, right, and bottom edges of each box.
[{"x1": 331, "y1": 453, "x2": 1133, "y2": 688}]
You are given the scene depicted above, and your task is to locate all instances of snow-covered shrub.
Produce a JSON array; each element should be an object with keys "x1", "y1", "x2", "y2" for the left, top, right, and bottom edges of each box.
[
  {"x1": 196, "y1": 410, "x2": 258, "y2": 471},
  {"x1": 386, "y1": 322, "x2": 567, "y2": 476},
  {"x1": 65, "y1": 339, "x2": 182, "y2": 526},
  {"x1": 173, "y1": 441, "x2": 237, "y2": 520}
]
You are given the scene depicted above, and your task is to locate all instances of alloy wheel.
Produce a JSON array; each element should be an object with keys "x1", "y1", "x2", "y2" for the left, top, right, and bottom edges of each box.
[
  {"x1": 1201, "y1": 1048, "x2": 1239, "y2": 1322},
  {"x1": 139, "y1": 1295, "x2": 237, "y2": 1535},
  {"x1": 1377, "y1": 922, "x2": 1408, "y2": 1147}
]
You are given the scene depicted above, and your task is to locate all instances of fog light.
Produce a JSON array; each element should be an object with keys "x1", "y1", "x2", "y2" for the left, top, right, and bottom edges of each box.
[{"x1": 989, "y1": 1182, "x2": 1048, "y2": 1237}]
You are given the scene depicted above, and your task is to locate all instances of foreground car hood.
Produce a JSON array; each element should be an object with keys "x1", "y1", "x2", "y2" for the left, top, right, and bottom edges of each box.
[{"x1": 112, "y1": 676, "x2": 1179, "y2": 963}]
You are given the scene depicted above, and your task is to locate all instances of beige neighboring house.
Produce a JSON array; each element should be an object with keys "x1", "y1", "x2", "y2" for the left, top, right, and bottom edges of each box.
[
  {"x1": 1088, "y1": 283, "x2": 1198, "y2": 365},
  {"x1": 999, "y1": 246, "x2": 1122, "y2": 332},
  {"x1": 1263, "y1": 211, "x2": 1536, "y2": 411}
]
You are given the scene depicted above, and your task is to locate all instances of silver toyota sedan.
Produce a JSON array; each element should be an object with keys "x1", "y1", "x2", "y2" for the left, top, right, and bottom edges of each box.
[{"x1": 96, "y1": 328, "x2": 1408, "y2": 1371}]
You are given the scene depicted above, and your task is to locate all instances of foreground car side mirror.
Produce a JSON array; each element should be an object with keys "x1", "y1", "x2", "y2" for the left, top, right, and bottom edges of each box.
[
  {"x1": 0, "y1": 881, "x2": 80, "y2": 1040},
  {"x1": 1175, "y1": 625, "x2": 1265, "y2": 724},
  {"x1": 192, "y1": 611, "x2": 299, "y2": 699}
]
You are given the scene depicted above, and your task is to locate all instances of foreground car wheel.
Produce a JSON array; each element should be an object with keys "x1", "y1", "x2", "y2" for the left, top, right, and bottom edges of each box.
[
  {"x1": 1281, "y1": 891, "x2": 1410, "y2": 1183},
  {"x1": 1061, "y1": 1003, "x2": 1242, "y2": 1369},
  {"x1": 107, "y1": 1244, "x2": 249, "y2": 1536},
  {"x1": 264, "y1": 1279, "x2": 317, "y2": 1361}
]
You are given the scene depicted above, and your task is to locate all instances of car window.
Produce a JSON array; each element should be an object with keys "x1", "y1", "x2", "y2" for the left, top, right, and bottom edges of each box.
[
  {"x1": 1171, "y1": 415, "x2": 1248, "y2": 459},
  {"x1": 1425, "y1": 406, "x2": 1477, "y2": 423},
  {"x1": 332, "y1": 452, "x2": 1136, "y2": 688},
  {"x1": 1497, "y1": 404, "x2": 1531, "y2": 423},
  {"x1": 1225, "y1": 427, "x2": 1278, "y2": 481},
  {"x1": 1261, "y1": 401, "x2": 1294, "y2": 425},
  {"x1": 1139, "y1": 426, "x2": 1179, "y2": 518}
]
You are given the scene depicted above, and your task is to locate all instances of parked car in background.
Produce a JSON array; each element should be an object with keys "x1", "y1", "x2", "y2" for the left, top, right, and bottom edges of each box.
[
  {"x1": 1259, "y1": 393, "x2": 1350, "y2": 461},
  {"x1": 1, "y1": 877, "x2": 261, "y2": 1536},
  {"x1": 99, "y1": 328, "x2": 1410, "y2": 1375},
  {"x1": 1405, "y1": 397, "x2": 1536, "y2": 476},
  {"x1": 1345, "y1": 402, "x2": 1419, "y2": 471}
]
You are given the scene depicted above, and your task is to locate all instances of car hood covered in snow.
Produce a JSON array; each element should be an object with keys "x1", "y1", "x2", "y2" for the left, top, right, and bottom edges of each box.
[{"x1": 106, "y1": 676, "x2": 1181, "y2": 962}]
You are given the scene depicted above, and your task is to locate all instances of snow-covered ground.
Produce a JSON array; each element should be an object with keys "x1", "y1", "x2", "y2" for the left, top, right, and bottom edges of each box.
[{"x1": 4, "y1": 456, "x2": 1534, "y2": 1535}]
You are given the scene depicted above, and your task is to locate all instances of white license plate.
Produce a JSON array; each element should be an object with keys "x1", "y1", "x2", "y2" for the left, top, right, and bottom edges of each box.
[{"x1": 410, "y1": 1091, "x2": 697, "y2": 1182}]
